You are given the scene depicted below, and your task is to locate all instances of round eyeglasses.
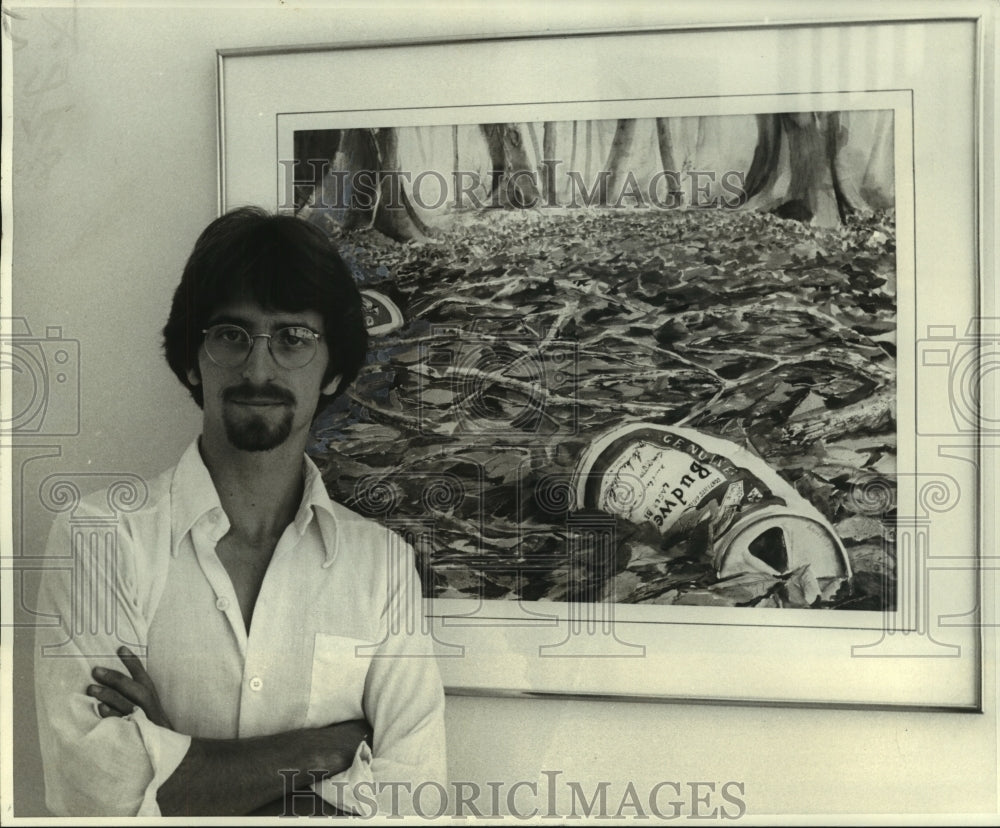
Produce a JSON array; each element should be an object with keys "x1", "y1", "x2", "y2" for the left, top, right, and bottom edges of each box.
[{"x1": 201, "y1": 324, "x2": 323, "y2": 370}]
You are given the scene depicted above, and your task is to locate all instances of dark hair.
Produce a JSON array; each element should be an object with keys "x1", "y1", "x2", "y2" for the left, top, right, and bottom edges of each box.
[{"x1": 163, "y1": 207, "x2": 367, "y2": 410}]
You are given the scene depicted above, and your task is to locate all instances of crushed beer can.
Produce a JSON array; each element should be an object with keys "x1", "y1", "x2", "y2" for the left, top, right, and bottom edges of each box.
[
  {"x1": 360, "y1": 289, "x2": 405, "y2": 336},
  {"x1": 572, "y1": 423, "x2": 852, "y2": 580}
]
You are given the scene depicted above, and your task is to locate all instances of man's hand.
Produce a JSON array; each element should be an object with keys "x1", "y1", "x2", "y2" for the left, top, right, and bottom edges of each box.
[
  {"x1": 88, "y1": 647, "x2": 375, "y2": 815},
  {"x1": 88, "y1": 646, "x2": 173, "y2": 729},
  {"x1": 157, "y1": 719, "x2": 374, "y2": 816}
]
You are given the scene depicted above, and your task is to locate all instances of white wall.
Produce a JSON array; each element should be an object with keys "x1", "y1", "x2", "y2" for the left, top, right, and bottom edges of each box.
[{"x1": 8, "y1": 2, "x2": 997, "y2": 819}]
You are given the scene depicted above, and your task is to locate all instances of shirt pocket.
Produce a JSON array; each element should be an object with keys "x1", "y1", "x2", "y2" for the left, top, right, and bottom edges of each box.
[{"x1": 304, "y1": 633, "x2": 374, "y2": 727}]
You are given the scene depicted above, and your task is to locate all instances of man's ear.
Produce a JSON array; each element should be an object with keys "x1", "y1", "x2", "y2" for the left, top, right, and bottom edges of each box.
[
  {"x1": 321, "y1": 375, "x2": 343, "y2": 396},
  {"x1": 186, "y1": 366, "x2": 201, "y2": 387}
]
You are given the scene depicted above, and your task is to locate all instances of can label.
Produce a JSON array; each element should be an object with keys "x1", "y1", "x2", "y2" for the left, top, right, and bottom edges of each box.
[
  {"x1": 586, "y1": 428, "x2": 776, "y2": 536},
  {"x1": 574, "y1": 423, "x2": 851, "y2": 580}
]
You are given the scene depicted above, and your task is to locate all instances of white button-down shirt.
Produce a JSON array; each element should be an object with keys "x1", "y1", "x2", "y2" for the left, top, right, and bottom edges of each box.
[{"x1": 34, "y1": 439, "x2": 446, "y2": 816}]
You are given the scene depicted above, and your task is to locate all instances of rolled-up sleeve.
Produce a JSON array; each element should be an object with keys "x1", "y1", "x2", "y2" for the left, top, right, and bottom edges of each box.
[
  {"x1": 314, "y1": 542, "x2": 447, "y2": 817},
  {"x1": 33, "y1": 513, "x2": 191, "y2": 817}
]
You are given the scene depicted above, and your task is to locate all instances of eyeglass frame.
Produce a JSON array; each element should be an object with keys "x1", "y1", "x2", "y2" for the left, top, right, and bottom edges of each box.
[{"x1": 200, "y1": 323, "x2": 324, "y2": 369}]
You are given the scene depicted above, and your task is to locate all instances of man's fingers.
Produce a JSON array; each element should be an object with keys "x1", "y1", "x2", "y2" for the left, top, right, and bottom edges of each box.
[
  {"x1": 92, "y1": 665, "x2": 148, "y2": 707},
  {"x1": 92, "y1": 654, "x2": 173, "y2": 730},
  {"x1": 88, "y1": 683, "x2": 136, "y2": 716},
  {"x1": 116, "y1": 646, "x2": 151, "y2": 686}
]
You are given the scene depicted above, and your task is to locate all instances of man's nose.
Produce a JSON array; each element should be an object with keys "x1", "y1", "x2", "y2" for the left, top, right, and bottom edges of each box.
[{"x1": 241, "y1": 335, "x2": 277, "y2": 380}]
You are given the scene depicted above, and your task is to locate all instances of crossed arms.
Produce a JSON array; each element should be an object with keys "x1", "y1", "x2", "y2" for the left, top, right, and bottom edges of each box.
[
  {"x1": 88, "y1": 646, "x2": 369, "y2": 816},
  {"x1": 34, "y1": 509, "x2": 447, "y2": 818}
]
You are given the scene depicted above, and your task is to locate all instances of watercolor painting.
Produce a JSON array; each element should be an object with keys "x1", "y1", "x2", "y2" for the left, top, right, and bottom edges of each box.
[{"x1": 284, "y1": 110, "x2": 898, "y2": 611}]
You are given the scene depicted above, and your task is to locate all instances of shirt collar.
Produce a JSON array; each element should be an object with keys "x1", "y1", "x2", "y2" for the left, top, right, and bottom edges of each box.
[
  {"x1": 169, "y1": 438, "x2": 340, "y2": 566},
  {"x1": 298, "y1": 453, "x2": 341, "y2": 557}
]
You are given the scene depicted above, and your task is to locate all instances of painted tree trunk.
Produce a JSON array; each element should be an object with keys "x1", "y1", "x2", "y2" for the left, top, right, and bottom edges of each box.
[
  {"x1": 655, "y1": 117, "x2": 682, "y2": 202},
  {"x1": 746, "y1": 112, "x2": 876, "y2": 227},
  {"x1": 479, "y1": 123, "x2": 540, "y2": 208},
  {"x1": 603, "y1": 118, "x2": 638, "y2": 205},
  {"x1": 570, "y1": 120, "x2": 579, "y2": 178},
  {"x1": 291, "y1": 128, "x2": 342, "y2": 213},
  {"x1": 860, "y1": 110, "x2": 895, "y2": 209},
  {"x1": 744, "y1": 114, "x2": 783, "y2": 202},
  {"x1": 372, "y1": 127, "x2": 432, "y2": 241},
  {"x1": 542, "y1": 121, "x2": 557, "y2": 205},
  {"x1": 783, "y1": 112, "x2": 842, "y2": 226},
  {"x1": 320, "y1": 128, "x2": 430, "y2": 242}
]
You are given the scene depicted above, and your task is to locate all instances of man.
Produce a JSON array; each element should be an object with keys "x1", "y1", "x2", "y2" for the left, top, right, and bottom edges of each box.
[{"x1": 33, "y1": 208, "x2": 446, "y2": 816}]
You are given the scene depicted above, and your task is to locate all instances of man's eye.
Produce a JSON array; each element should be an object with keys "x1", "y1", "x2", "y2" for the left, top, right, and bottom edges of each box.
[
  {"x1": 217, "y1": 327, "x2": 246, "y2": 343},
  {"x1": 278, "y1": 328, "x2": 312, "y2": 348}
]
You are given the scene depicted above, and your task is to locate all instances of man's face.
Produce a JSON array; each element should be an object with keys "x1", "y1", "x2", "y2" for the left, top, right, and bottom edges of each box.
[{"x1": 188, "y1": 300, "x2": 339, "y2": 453}]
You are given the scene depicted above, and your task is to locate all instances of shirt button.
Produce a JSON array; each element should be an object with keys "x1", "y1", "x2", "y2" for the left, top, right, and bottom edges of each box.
[
  {"x1": 215, "y1": 597, "x2": 229, "y2": 611},
  {"x1": 249, "y1": 676, "x2": 263, "y2": 692}
]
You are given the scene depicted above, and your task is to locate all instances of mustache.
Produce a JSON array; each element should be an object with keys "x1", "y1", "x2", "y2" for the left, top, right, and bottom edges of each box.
[{"x1": 223, "y1": 383, "x2": 296, "y2": 405}]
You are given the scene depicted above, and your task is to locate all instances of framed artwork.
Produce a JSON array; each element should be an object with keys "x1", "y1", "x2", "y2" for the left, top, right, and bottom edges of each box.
[{"x1": 217, "y1": 9, "x2": 992, "y2": 708}]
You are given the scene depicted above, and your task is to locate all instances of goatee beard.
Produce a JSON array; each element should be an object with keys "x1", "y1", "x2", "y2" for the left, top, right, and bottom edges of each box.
[
  {"x1": 222, "y1": 383, "x2": 296, "y2": 451},
  {"x1": 224, "y1": 412, "x2": 294, "y2": 451}
]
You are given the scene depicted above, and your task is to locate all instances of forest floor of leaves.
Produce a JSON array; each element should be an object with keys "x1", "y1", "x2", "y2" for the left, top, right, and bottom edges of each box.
[{"x1": 310, "y1": 205, "x2": 898, "y2": 611}]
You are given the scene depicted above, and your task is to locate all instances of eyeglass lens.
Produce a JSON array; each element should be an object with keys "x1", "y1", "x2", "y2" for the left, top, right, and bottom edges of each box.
[{"x1": 204, "y1": 325, "x2": 318, "y2": 369}]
